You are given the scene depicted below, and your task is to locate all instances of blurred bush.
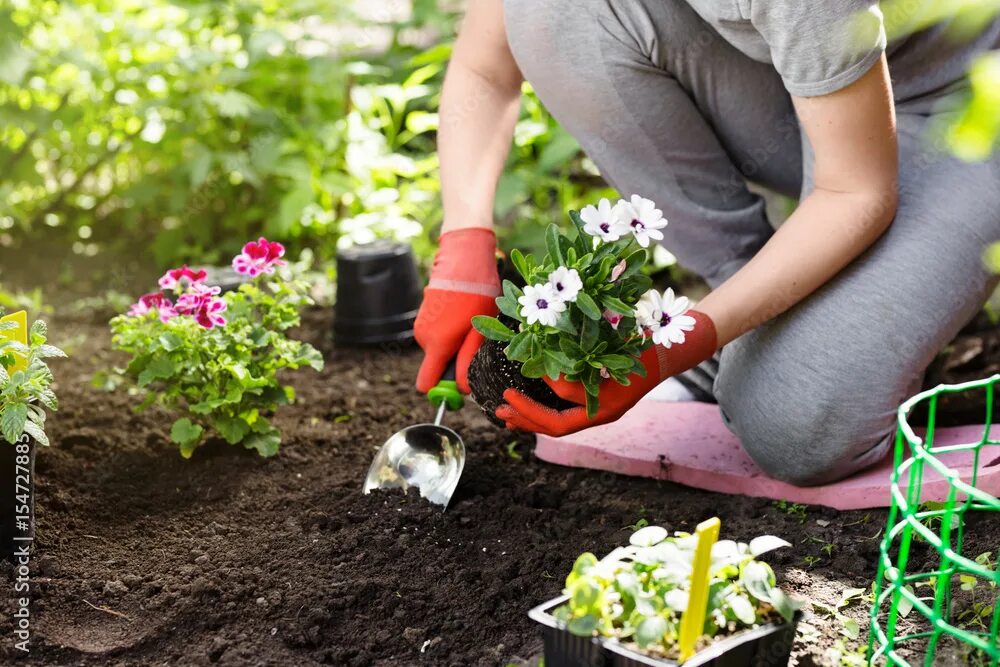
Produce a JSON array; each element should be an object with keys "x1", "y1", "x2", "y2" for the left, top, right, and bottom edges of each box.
[{"x1": 0, "y1": 0, "x2": 617, "y2": 288}]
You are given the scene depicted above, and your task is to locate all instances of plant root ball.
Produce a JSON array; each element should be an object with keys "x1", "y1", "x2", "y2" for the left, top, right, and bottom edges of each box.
[{"x1": 468, "y1": 334, "x2": 575, "y2": 428}]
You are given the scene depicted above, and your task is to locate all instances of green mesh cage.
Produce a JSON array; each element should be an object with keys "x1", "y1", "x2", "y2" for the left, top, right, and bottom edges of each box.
[{"x1": 868, "y1": 375, "x2": 1000, "y2": 666}]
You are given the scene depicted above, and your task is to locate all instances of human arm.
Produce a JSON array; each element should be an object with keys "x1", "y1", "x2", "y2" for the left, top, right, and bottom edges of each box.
[
  {"x1": 499, "y1": 56, "x2": 899, "y2": 435},
  {"x1": 697, "y1": 54, "x2": 898, "y2": 344},
  {"x1": 414, "y1": 0, "x2": 525, "y2": 393}
]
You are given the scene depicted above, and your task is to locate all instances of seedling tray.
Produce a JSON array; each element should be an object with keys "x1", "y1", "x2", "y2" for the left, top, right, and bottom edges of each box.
[{"x1": 529, "y1": 596, "x2": 799, "y2": 667}]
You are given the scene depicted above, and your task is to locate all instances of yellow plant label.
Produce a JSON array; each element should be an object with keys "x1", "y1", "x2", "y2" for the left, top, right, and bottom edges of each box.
[{"x1": 0, "y1": 310, "x2": 28, "y2": 373}]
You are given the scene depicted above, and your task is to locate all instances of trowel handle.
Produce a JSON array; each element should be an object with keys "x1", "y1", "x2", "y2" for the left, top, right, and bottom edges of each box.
[{"x1": 427, "y1": 359, "x2": 464, "y2": 411}]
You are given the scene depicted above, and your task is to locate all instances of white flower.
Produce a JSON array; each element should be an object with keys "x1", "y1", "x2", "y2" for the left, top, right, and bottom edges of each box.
[
  {"x1": 547, "y1": 266, "x2": 583, "y2": 303},
  {"x1": 635, "y1": 288, "x2": 696, "y2": 348},
  {"x1": 614, "y1": 195, "x2": 667, "y2": 248},
  {"x1": 518, "y1": 283, "x2": 566, "y2": 327},
  {"x1": 580, "y1": 198, "x2": 628, "y2": 242}
]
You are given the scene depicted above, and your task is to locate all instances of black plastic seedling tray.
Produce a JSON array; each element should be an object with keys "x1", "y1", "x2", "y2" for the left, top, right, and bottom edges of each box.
[{"x1": 529, "y1": 596, "x2": 799, "y2": 667}]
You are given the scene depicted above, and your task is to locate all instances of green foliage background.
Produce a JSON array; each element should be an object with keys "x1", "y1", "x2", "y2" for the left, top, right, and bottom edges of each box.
[
  {"x1": 0, "y1": 0, "x2": 615, "y2": 286},
  {"x1": 0, "y1": 0, "x2": 997, "y2": 290}
]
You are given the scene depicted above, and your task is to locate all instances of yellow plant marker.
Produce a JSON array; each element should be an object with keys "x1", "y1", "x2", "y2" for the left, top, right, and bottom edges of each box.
[
  {"x1": 0, "y1": 310, "x2": 28, "y2": 373},
  {"x1": 678, "y1": 517, "x2": 721, "y2": 662}
]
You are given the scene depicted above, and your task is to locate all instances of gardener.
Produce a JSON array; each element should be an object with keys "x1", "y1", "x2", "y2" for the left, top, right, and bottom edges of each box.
[{"x1": 413, "y1": 0, "x2": 1000, "y2": 486}]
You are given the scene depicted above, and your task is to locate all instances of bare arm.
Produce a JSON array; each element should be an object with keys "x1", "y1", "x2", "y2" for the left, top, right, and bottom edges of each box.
[
  {"x1": 439, "y1": 0, "x2": 524, "y2": 233},
  {"x1": 697, "y1": 56, "x2": 898, "y2": 345}
]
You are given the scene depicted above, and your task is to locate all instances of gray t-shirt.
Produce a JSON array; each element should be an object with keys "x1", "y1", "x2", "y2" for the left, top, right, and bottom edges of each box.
[{"x1": 683, "y1": 0, "x2": 1000, "y2": 105}]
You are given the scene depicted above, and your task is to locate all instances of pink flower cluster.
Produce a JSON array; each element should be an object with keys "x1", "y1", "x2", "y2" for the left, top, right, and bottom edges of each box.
[
  {"x1": 128, "y1": 237, "x2": 285, "y2": 329},
  {"x1": 128, "y1": 269, "x2": 225, "y2": 330},
  {"x1": 232, "y1": 237, "x2": 286, "y2": 277}
]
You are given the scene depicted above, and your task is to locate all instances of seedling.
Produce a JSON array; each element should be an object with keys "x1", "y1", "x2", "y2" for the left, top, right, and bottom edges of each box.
[
  {"x1": 110, "y1": 239, "x2": 323, "y2": 457},
  {"x1": 625, "y1": 508, "x2": 649, "y2": 532},
  {"x1": 0, "y1": 310, "x2": 65, "y2": 447},
  {"x1": 504, "y1": 440, "x2": 523, "y2": 460},
  {"x1": 774, "y1": 500, "x2": 808, "y2": 523},
  {"x1": 473, "y1": 196, "x2": 700, "y2": 417},
  {"x1": 550, "y1": 524, "x2": 802, "y2": 659}
]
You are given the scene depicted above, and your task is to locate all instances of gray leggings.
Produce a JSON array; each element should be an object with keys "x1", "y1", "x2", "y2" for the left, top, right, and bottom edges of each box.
[{"x1": 503, "y1": 0, "x2": 1000, "y2": 485}]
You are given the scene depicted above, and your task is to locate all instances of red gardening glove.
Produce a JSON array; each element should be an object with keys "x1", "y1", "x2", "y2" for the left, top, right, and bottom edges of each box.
[
  {"x1": 495, "y1": 311, "x2": 717, "y2": 436},
  {"x1": 414, "y1": 227, "x2": 500, "y2": 394}
]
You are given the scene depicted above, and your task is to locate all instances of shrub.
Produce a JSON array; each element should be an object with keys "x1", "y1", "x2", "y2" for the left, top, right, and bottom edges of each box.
[{"x1": 110, "y1": 238, "x2": 323, "y2": 457}]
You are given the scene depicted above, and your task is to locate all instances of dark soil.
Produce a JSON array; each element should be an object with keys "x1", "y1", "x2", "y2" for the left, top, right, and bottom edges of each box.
[
  {"x1": 921, "y1": 311, "x2": 1000, "y2": 426},
  {"x1": 0, "y1": 307, "x2": 997, "y2": 666}
]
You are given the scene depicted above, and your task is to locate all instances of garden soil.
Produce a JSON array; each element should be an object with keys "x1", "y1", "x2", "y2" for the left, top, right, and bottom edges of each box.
[{"x1": 0, "y1": 308, "x2": 997, "y2": 666}]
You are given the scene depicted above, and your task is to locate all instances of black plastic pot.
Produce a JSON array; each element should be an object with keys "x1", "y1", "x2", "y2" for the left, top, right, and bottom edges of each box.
[
  {"x1": 201, "y1": 265, "x2": 250, "y2": 293},
  {"x1": 529, "y1": 596, "x2": 800, "y2": 667},
  {"x1": 333, "y1": 241, "x2": 422, "y2": 346},
  {"x1": 0, "y1": 434, "x2": 35, "y2": 560}
]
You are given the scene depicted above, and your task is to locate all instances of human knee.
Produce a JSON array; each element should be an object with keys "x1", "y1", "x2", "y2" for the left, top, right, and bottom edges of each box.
[{"x1": 716, "y1": 369, "x2": 891, "y2": 486}]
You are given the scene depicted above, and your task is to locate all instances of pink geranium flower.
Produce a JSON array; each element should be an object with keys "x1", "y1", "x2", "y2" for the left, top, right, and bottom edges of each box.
[
  {"x1": 159, "y1": 265, "x2": 208, "y2": 291},
  {"x1": 174, "y1": 283, "x2": 222, "y2": 315},
  {"x1": 193, "y1": 296, "x2": 227, "y2": 329},
  {"x1": 128, "y1": 292, "x2": 178, "y2": 322},
  {"x1": 232, "y1": 237, "x2": 286, "y2": 277}
]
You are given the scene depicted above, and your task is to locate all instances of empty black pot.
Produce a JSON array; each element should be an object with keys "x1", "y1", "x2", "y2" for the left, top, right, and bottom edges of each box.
[{"x1": 334, "y1": 241, "x2": 422, "y2": 345}]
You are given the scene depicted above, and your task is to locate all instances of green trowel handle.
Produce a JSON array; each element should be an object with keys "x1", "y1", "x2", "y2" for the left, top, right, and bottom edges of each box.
[{"x1": 427, "y1": 360, "x2": 464, "y2": 411}]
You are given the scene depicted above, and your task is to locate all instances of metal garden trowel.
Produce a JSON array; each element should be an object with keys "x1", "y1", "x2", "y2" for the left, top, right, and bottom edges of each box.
[{"x1": 363, "y1": 361, "x2": 466, "y2": 509}]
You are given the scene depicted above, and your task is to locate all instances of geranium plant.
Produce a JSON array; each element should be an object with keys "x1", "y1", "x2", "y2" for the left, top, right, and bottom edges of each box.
[
  {"x1": 110, "y1": 238, "x2": 324, "y2": 458},
  {"x1": 0, "y1": 313, "x2": 65, "y2": 446},
  {"x1": 472, "y1": 195, "x2": 695, "y2": 416},
  {"x1": 553, "y1": 525, "x2": 802, "y2": 657}
]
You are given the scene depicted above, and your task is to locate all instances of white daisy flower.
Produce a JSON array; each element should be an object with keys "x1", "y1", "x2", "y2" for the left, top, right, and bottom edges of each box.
[
  {"x1": 615, "y1": 195, "x2": 667, "y2": 248},
  {"x1": 547, "y1": 266, "x2": 583, "y2": 303},
  {"x1": 518, "y1": 283, "x2": 567, "y2": 327},
  {"x1": 635, "y1": 288, "x2": 696, "y2": 348},
  {"x1": 580, "y1": 198, "x2": 628, "y2": 242}
]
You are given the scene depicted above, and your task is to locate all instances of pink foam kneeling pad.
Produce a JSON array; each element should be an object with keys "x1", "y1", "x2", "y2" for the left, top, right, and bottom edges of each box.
[{"x1": 534, "y1": 401, "x2": 1000, "y2": 510}]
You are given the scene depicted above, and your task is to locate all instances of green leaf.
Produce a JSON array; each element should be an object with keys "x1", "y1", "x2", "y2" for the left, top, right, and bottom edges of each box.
[
  {"x1": 34, "y1": 344, "x2": 66, "y2": 359},
  {"x1": 244, "y1": 429, "x2": 281, "y2": 457},
  {"x1": 170, "y1": 418, "x2": 204, "y2": 458},
  {"x1": 521, "y1": 356, "x2": 546, "y2": 378},
  {"x1": 506, "y1": 331, "x2": 534, "y2": 362},
  {"x1": 545, "y1": 224, "x2": 564, "y2": 266},
  {"x1": 575, "y1": 292, "x2": 601, "y2": 320},
  {"x1": 600, "y1": 295, "x2": 633, "y2": 316},
  {"x1": 22, "y1": 419, "x2": 47, "y2": 447},
  {"x1": 213, "y1": 416, "x2": 251, "y2": 445},
  {"x1": 509, "y1": 249, "x2": 530, "y2": 283},
  {"x1": 472, "y1": 316, "x2": 514, "y2": 342},
  {"x1": 138, "y1": 356, "x2": 176, "y2": 387},
  {"x1": 551, "y1": 311, "x2": 578, "y2": 336},
  {"x1": 158, "y1": 332, "x2": 183, "y2": 352},
  {"x1": 537, "y1": 127, "x2": 580, "y2": 173},
  {"x1": 1, "y1": 403, "x2": 28, "y2": 444},
  {"x1": 635, "y1": 615, "x2": 668, "y2": 648},
  {"x1": 566, "y1": 615, "x2": 598, "y2": 637}
]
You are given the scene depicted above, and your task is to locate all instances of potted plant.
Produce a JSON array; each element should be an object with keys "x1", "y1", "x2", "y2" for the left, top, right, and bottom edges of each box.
[
  {"x1": 468, "y1": 195, "x2": 687, "y2": 424},
  {"x1": 0, "y1": 311, "x2": 65, "y2": 557},
  {"x1": 530, "y1": 525, "x2": 803, "y2": 666},
  {"x1": 109, "y1": 238, "x2": 324, "y2": 458}
]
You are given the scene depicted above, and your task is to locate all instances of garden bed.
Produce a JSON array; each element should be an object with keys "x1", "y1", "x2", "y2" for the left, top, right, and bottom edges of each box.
[{"x1": 0, "y1": 308, "x2": 997, "y2": 666}]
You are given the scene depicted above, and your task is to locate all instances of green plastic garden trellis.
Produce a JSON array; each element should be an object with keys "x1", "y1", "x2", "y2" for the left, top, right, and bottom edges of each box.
[{"x1": 868, "y1": 374, "x2": 1000, "y2": 666}]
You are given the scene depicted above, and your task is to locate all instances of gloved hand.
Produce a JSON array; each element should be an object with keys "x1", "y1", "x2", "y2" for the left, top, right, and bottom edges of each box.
[
  {"x1": 495, "y1": 311, "x2": 717, "y2": 436},
  {"x1": 414, "y1": 227, "x2": 500, "y2": 394}
]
